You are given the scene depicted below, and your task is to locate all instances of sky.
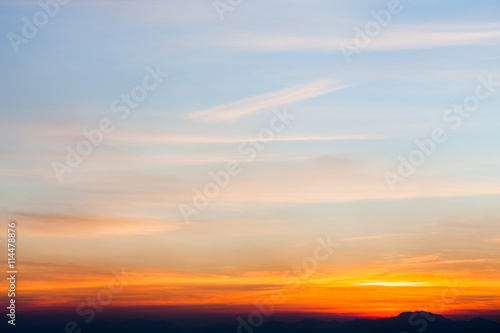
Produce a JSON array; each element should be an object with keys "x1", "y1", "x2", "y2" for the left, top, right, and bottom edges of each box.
[{"x1": 0, "y1": 0, "x2": 500, "y2": 324}]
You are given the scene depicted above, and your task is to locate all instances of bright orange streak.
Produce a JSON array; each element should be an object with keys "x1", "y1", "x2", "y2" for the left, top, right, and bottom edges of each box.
[{"x1": 3, "y1": 264, "x2": 499, "y2": 319}]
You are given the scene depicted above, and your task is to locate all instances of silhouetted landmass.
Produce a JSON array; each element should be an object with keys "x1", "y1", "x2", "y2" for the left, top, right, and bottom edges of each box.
[{"x1": 4, "y1": 311, "x2": 500, "y2": 333}]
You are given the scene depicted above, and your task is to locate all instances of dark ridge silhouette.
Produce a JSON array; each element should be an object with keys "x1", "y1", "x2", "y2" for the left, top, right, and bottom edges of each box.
[{"x1": 3, "y1": 311, "x2": 500, "y2": 333}]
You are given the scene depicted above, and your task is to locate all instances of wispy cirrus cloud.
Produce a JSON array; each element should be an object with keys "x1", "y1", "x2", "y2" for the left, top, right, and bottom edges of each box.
[
  {"x1": 217, "y1": 23, "x2": 500, "y2": 52},
  {"x1": 356, "y1": 281, "x2": 432, "y2": 287},
  {"x1": 486, "y1": 238, "x2": 500, "y2": 244},
  {"x1": 188, "y1": 79, "x2": 348, "y2": 122},
  {"x1": 339, "y1": 235, "x2": 386, "y2": 242},
  {"x1": 110, "y1": 133, "x2": 384, "y2": 144},
  {"x1": 12, "y1": 212, "x2": 180, "y2": 236}
]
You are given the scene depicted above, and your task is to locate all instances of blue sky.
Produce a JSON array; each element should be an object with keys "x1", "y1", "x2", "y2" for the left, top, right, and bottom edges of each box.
[{"x1": 1, "y1": 0, "x2": 499, "y2": 213}]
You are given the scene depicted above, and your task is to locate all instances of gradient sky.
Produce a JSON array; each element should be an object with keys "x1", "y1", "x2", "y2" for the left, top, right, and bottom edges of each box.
[{"x1": 1, "y1": 0, "x2": 500, "y2": 322}]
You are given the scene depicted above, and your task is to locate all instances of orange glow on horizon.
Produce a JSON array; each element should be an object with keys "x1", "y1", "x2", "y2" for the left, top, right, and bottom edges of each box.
[{"x1": 4, "y1": 263, "x2": 499, "y2": 320}]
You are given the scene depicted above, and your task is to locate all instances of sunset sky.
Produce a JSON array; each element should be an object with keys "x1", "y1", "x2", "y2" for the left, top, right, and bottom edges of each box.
[{"x1": 1, "y1": 0, "x2": 500, "y2": 324}]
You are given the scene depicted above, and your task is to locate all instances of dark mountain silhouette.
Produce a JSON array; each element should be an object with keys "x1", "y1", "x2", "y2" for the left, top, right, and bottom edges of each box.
[{"x1": 4, "y1": 311, "x2": 500, "y2": 333}]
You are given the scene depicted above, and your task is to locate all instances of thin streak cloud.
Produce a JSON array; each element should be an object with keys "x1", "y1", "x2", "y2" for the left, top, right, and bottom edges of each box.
[
  {"x1": 188, "y1": 80, "x2": 348, "y2": 122},
  {"x1": 219, "y1": 24, "x2": 500, "y2": 52},
  {"x1": 111, "y1": 134, "x2": 384, "y2": 144}
]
